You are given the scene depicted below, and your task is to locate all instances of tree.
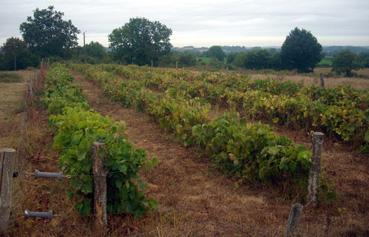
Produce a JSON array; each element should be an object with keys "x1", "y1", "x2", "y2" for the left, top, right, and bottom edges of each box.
[
  {"x1": 82, "y1": 41, "x2": 107, "y2": 63},
  {"x1": 20, "y1": 6, "x2": 80, "y2": 58},
  {"x1": 0, "y1": 37, "x2": 36, "y2": 70},
  {"x1": 206, "y1": 46, "x2": 226, "y2": 62},
  {"x1": 281, "y1": 27, "x2": 322, "y2": 72},
  {"x1": 109, "y1": 17, "x2": 172, "y2": 66},
  {"x1": 233, "y1": 52, "x2": 248, "y2": 68},
  {"x1": 177, "y1": 52, "x2": 197, "y2": 67},
  {"x1": 244, "y1": 48, "x2": 272, "y2": 69},
  {"x1": 84, "y1": 42, "x2": 106, "y2": 59},
  {"x1": 358, "y1": 52, "x2": 369, "y2": 68},
  {"x1": 226, "y1": 53, "x2": 237, "y2": 65},
  {"x1": 269, "y1": 51, "x2": 282, "y2": 69},
  {"x1": 332, "y1": 50, "x2": 361, "y2": 77}
]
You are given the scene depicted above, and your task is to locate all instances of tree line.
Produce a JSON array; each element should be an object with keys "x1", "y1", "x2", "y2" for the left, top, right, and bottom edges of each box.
[
  {"x1": 0, "y1": 6, "x2": 368, "y2": 77},
  {"x1": 0, "y1": 6, "x2": 171, "y2": 69}
]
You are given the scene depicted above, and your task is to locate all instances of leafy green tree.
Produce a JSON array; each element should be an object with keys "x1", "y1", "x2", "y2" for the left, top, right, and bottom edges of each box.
[
  {"x1": 70, "y1": 43, "x2": 109, "y2": 64},
  {"x1": 358, "y1": 52, "x2": 369, "y2": 68},
  {"x1": 177, "y1": 52, "x2": 197, "y2": 67},
  {"x1": 332, "y1": 50, "x2": 361, "y2": 77},
  {"x1": 270, "y1": 51, "x2": 282, "y2": 69},
  {"x1": 0, "y1": 37, "x2": 36, "y2": 70},
  {"x1": 20, "y1": 6, "x2": 80, "y2": 58},
  {"x1": 109, "y1": 17, "x2": 172, "y2": 66},
  {"x1": 233, "y1": 52, "x2": 248, "y2": 68},
  {"x1": 85, "y1": 42, "x2": 106, "y2": 59},
  {"x1": 244, "y1": 48, "x2": 272, "y2": 69},
  {"x1": 281, "y1": 27, "x2": 322, "y2": 72},
  {"x1": 206, "y1": 46, "x2": 226, "y2": 62},
  {"x1": 226, "y1": 53, "x2": 237, "y2": 65}
]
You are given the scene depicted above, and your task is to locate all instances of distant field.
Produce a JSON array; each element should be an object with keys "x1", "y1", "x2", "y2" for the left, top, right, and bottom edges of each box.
[
  {"x1": 317, "y1": 57, "x2": 333, "y2": 66},
  {"x1": 0, "y1": 71, "x2": 23, "y2": 83},
  {"x1": 245, "y1": 67, "x2": 369, "y2": 90}
]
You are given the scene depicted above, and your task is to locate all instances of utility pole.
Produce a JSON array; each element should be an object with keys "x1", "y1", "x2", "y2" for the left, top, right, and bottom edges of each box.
[
  {"x1": 13, "y1": 40, "x2": 17, "y2": 71},
  {"x1": 14, "y1": 55, "x2": 17, "y2": 71},
  {"x1": 83, "y1": 31, "x2": 86, "y2": 47}
]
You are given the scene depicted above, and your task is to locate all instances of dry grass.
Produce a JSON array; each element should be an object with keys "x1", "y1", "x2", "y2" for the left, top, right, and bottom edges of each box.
[
  {"x1": 0, "y1": 72, "x2": 23, "y2": 83},
  {"x1": 176, "y1": 66, "x2": 369, "y2": 90},
  {"x1": 0, "y1": 70, "x2": 30, "y2": 148},
  {"x1": 7, "y1": 106, "x2": 95, "y2": 237},
  {"x1": 3, "y1": 71, "x2": 96, "y2": 237},
  {"x1": 249, "y1": 70, "x2": 369, "y2": 90}
]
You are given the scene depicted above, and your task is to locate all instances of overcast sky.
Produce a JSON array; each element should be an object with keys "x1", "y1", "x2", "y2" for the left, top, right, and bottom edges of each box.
[{"x1": 1, "y1": 0, "x2": 369, "y2": 47}]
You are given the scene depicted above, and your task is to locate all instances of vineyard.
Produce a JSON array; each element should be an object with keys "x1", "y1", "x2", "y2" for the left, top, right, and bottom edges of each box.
[
  {"x1": 68, "y1": 64, "x2": 321, "y2": 189},
  {"x1": 2, "y1": 63, "x2": 369, "y2": 236},
  {"x1": 70, "y1": 64, "x2": 369, "y2": 154},
  {"x1": 2, "y1": 1, "x2": 369, "y2": 236}
]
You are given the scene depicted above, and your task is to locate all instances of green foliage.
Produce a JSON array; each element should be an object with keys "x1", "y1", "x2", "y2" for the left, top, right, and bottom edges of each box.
[
  {"x1": 230, "y1": 49, "x2": 281, "y2": 70},
  {"x1": 192, "y1": 113, "x2": 311, "y2": 184},
  {"x1": 359, "y1": 52, "x2": 369, "y2": 68},
  {"x1": 109, "y1": 17, "x2": 172, "y2": 66},
  {"x1": 20, "y1": 6, "x2": 80, "y2": 58},
  {"x1": 42, "y1": 65, "x2": 89, "y2": 114},
  {"x1": 72, "y1": 41, "x2": 110, "y2": 64},
  {"x1": 91, "y1": 63, "x2": 369, "y2": 153},
  {"x1": 233, "y1": 52, "x2": 248, "y2": 68},
  {"x1": 244, "y1": 48, "x2": 273, "y2": 70},
  {"x1": 51, "y1": 108, "x2": 154, "y2": 217},
  {"x1": 43, "y1": 64, "x2": 155, "y2": 217},
  {"x1": 205, "y1": 46, "x2": 226, "y2": 62},
  {"x1": 281, "y1": 27, "x2": 323, "y2": 72},
  {"x1": 0, "y1": 37, "x2": 37, "y2": 70},
  {"x1": 71, "y1": 63, "x2": 316, "y2": 192},
  {"x1": 332, "y1": 50, "x2": 362, "y2": 77},
  {"x1": 84, "y1": 41, "x2": 106, "y2": 60},
  {"x1": 148, "y1": 94, "x2": 210, "y2": 146},
  {"x1": 177, "y1": 52, "x2": 197, "y2": 67}
]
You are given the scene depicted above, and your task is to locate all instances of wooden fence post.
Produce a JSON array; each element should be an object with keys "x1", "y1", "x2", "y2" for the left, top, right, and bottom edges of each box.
[
  {"x1": 92, "y1": 142, "x2": 107, "y2": 234},
  {"x1": 320, "y1": 74, "x2": 325, "y2": 88},
  {"x1": 0, "y1": 148, "x2": 16, "y2": 232},
  {"x1": 285, "y1": 203, "x2": 303, "y2": 237},
  {"x1": 307, "y1": 132, "x2": 324, "y2": 206}
]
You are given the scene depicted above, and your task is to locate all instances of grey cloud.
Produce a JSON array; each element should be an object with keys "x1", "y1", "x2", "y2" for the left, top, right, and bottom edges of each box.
[{"x1": 0, "y1": 0, "x2": 368, "y2": 47}]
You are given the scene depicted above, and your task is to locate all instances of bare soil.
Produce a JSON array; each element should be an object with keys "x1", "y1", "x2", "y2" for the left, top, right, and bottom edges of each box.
[{"x1": 72, "y1": 74, "x2": 369, "y2": 236}]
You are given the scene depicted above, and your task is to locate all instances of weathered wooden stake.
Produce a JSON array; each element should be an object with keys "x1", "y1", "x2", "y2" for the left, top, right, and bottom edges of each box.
[
  {"x1": 285, "y1": 203, "x2": 304, "y2": 237},
  {"x1": 0, "y1": 148, "x2": 16, "y2": 232},
  {"x1": 320, "y1": 73, "x2": 325, "y2": 88},
  {"x1": 307, "y1": 132, "x2": 324, "y2": 206},
  {"x1": 28, "y1": 77, "x2": 33, "y2": 100},
  {"x1": 92, "y1": 142, "x2": 107, "y2": 234}
]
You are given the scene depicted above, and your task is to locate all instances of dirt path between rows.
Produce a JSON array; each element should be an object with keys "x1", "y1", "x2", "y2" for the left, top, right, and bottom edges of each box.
[{"x1": 74, "y1": 74, "x2": 369, "y2": 237}]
